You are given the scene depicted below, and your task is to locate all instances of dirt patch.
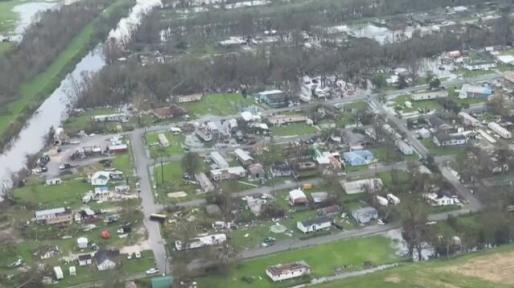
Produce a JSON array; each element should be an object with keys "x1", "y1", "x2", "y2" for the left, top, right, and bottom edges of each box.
[
  {"x1": 384, "y1": 275, "x2": 401, "y2": 283},
  {"x1": 444, "y1": 250, "x2": 514, "y2": 284}
]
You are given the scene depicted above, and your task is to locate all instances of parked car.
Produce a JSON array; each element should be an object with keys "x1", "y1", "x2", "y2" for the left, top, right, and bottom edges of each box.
[{"x1": 146, "y1": 268, "x2": 159, "y2": 275}]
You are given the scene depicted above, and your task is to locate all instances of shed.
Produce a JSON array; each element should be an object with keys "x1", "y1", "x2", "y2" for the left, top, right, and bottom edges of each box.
[
  {"x1": 289, "y1": 189, "x2": 308, "y2": 206},
  {"x1": 77, "y1": 237, "x2": 88, "y2": 249}
]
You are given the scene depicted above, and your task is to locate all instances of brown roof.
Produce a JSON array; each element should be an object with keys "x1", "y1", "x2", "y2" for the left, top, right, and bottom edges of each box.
[{"x1": 152, "y1": 105, "x2": 186, "y2": 120}]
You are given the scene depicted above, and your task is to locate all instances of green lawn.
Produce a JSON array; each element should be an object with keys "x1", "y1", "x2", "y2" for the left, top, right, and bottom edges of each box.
[
  {"x1": 145, "y1": 131, "x2": 184, "y2": 158},
  {"x1": 271, "y1": 123, "x2": 317, "y2": 136},
  {"x1": 153, "y1": 161, "x2": 201, "y2": 202},
  {"x1": 200, "y1": 236, "x2": 398, "y2": 288},
  {"x1": 12, "y1": 178, "x2": 90, "y2": 208},
  {"x1": 314, "y1": 244, "x2": 514, "y2": 288},
  {"x1": 394, "y1": 95, "x2": 441, "y2": 113},
  {"x1": 180, "y1": 93, "x2": 255, "y2": 117},
  {"x1": 422, "y1": 139, "x2": 466, "y2": 157}
]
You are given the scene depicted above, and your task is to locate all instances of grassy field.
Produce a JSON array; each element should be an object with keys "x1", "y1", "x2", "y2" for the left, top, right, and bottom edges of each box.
[
  {"x1": 145, "y1": 131, "x2": 184, "y2": 158},
  {"x1": 422, "y1": 139, "x2": 466, "y2": 157},
  {"x1": 200, "y1": 236, "x2": 398, "y2": 288},
  {"x1": 180, "y1": 93, "x2": 255, "y2": 117},
  {"x1": 272, "y1": 123, "x2": 317, "y2": 136},
  {"x1": 394, "y1": 95, "x2": 441, "y2": 112},
  {"x1": 12, "y1": 178, "x2": 90, "y2": 208},
  {"x1": 314, "y1": 244, "x2": 514, "y2": 288},
  {"x1": 153, "y1": 161, "x2": 200, "y2": 202}
]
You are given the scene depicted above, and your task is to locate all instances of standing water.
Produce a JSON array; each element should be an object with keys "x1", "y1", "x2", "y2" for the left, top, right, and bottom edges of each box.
[{"x1": 0, "y1": 0, "x2": 162, "y2": 194}]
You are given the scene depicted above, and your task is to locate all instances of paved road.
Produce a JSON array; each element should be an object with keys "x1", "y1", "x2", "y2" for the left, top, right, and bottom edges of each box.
[
  {"x1": 130, "y1": 129, "x2": 168, "y2": 274},
  {"x1": 240, "y1": 207, "x2": 473, "y2": 260},
  {"x1": 369, "y1": 89, "x2": 484, "y2": 212}
]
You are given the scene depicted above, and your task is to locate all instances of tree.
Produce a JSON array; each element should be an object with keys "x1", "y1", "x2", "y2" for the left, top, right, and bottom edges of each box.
[
  {"x1": 182, "y1": 152, "x2": 201, "y2": 177},
  {"x1": 397, "y1": 74, "x2": 408, "y2": 89},
  {"x1": 399, "y1": 194, "x2": 430, "y2": 261},
  {"x1": 429, "y1": 78, "x2": 441, "y2": 90}
]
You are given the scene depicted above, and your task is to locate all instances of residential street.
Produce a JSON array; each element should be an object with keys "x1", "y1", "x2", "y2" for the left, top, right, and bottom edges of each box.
[{"x1": 130, "y1": 129, "x2": 168, "y2": 274}]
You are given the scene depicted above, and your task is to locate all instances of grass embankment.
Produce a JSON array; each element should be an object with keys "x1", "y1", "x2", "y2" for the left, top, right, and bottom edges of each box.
[
  {"x1": 315, "y1": 244, "x2": 514, "y2": 288},
  {"x1": 0, "y1": 0, "x2": 24, "y2": 34},
  {"x1": 0, "y1": 0, "x2": 132, "y2": 150},
  {"x1": 200, "y1": 236, "x2": 398, "y2": 288}
]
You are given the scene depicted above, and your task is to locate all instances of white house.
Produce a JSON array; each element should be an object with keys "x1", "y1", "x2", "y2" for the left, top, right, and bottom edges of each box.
[
  {"x1": 90, "y1": 171, "x2": 111, "y2": 186},
  {"x1": 94, "y1": 250, "x2": 119, "y2": 271},
  {"x1": 234, "y1": 148, "x2": 253, "y2": 165},
  {"x1": 77, "y1": 237, "x2": 88, "y2": 249},
  {"x1": 53, "y1": 266, "x2": 64, "y2": 280},
  {"x1": 210, "y1": 151, "x2": 229, "y2": 169},
  {"x1": 424, "y1": 193, "x2": 460, "y2": 206},
  {"x1": 210, "y1": 166, "x2": 246, "y2": 181},
  {"x1": 296, "y1": 217, "x2": 332, "y2": 233},
  {"x1": 410, "y1": 90, "x2": 447, "y2": 101},
  {"x1": 395, "y1": 140, "x2": 414, "y2": 155},
  {"x1": 376, "y1": 195, "x2": 389, "y2": 206},
  {"x1": 458, "y1": 112, "x2": 480, "y2": 127},
  {"x1": 265, "y1": 261, "x2": 311, "y2": 282},
  {"x1": 289, "y1": 189, "x2": 308, "y2": 206},
  {"x1": 175, "y1": 233, "x2": 227, "y2": 251},
  {"x1": 387, "y1": 194, "x2": 400, "y2": 205},
  {"x1": 340, "y1": 178, "x2": 383, "y2": 194},
  {"x1": 488, "y1": 122, "x2": 511, "y2": 139},
  {"x1": 46, "y1": 178, "x2": 62, "y2": 186}
]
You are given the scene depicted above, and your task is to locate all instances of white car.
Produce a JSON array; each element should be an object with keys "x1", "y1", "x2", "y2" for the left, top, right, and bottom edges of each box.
[
  {"x1": 146, "y1": 267, "x2": 159, "y2": 275},
  {"x1": 135, "y1": 251, "x2": 141, "y2": 258}
]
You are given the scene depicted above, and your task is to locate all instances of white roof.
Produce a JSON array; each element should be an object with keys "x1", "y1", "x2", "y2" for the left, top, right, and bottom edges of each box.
[
  {"x1": 289, "y1": 189, "x2": 307, "y2": 200},
  {"x1": 36, "y1": 207, "x2": 66, "y2": 218},
  {"x1": 234, "y1": 148, "x2": 253, "y2": 162},
  {"x1": 497, "y1": 55, "x2": 514, "y2": 64},
  {"x1": 341, "y1": 178, "x2": 383, "y2": 194},
  {"x1": 210, "y1": 151, "x2": 229, "y2": 169}
]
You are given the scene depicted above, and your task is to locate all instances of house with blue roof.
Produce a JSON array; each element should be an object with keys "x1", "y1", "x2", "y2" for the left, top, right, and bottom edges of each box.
[
  {"x1": 458, "y1": 84, "x2": 492, "y2": 99},
  {"x1": 343, "y1": 150, "x2": 374, "y2": 166}
]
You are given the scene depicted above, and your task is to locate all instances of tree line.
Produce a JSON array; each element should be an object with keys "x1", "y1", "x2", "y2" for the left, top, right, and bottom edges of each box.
[{"x1": 0, "y1": 0, "x2": 114, "y2": 105}]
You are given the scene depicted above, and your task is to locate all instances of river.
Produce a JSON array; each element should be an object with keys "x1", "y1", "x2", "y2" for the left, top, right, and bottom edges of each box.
[{"x1": 0, "y1": 0, "x2": 162, "y2": 195}]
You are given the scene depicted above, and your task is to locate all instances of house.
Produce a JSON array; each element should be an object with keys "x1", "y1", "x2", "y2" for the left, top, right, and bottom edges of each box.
[
  {"x1": 94, "y1": 186, "x2": 110, "y2": 200},
  {"x1": 151, "y1": 276, "x2": 175, "y2": 288},
  {"x1": 77, "y1": 254, "x2": 93, "y2": 266},
  {"x1": 319, "y1": 204, "x2": 341, "y2": 217},
  {"x1": 210, "y1": 151, "x2": 229, "y2": 169},
  {"x1": 352, "y1": 207, "x2": 379, "y2": 224},
  {"x1": 458, "y1": 84, "x2": 493, "y2": 99},
  {"x1": 234, "y1": 148, "x2": 253, "y2": 166},
  {"x1": 410, "y1": 90, "x2": 447, "y2": 101},
  {"x1": 108, "y1": 144, "x2": 128, "y2": 154},
  {"x1": 90, "y1": 171, "x2": 111, "y2": 186},
  {"x1": 395, "y1": 140, "x2": 414, "y2": 155},
  {"x1": 77, "y1": 237, "x2": 88, "y2": 249},
  {"x1": 424, "y1": 192, "x2": 460, "y2": 206},
  {"x1": 311, "y1": 192, "x2": 329, "y2": 204},
  {"x1": 196, "y1": 126, "x2": 213, "y2": 142},
  {"x1": 268, "y1": 114, "x2": 307, "y2": 126},
  {"x1": 46, "y1": 178, "x2": 62, "y2": 186},
  {"x1": 54, "y1": 266, "x2": 64, "y2": 280},
  {"x1": 488, "y1": 122, "x2": 511, "y2": 139},
  {"x1": 248, "y1": 163, "x2": 265, "y2": 179},
  {"x1": 175, "y1": 233, "x2": 227, "y2": 251},
  {"x1": 315, "y1": 151, "x2": 342, "y2": 169},
  {"x1": 241, "y1": 111, "x2": 261, "y2": 122},
  {"x1": 151, "y1": 105, "x2": 186, "y2": 120},
  {"x1": 94, "y1": 249, "x2": 119, "y2": 271},
  {"x1": 93, "y1": 113, "x2": 128, "y2": 123},
  {"x1": 35, "y1": 208, "x2": 73, "y2": 225},
  {"x1": 195, "y1": 173, "x2": 215, "y2": 193},
  {"x1": 428, "y1": 116, "x2": 452, "y2": 131},
  {"x1": 458, "y1": 112, "x2": 480, "y2": 127},
  {"x1": 343, "y1": 150, "x2": 374, "y2": 166},
  {"x1": 297, "y1": 216, "x2": 332, "y2": 233},
  {"x1": 176, "y1": 93, "x2": 202, "y2": 103},
  {"x1": 257, "y1": 90, "x2": 288, "y2": 108},
  {"x1": 387, "y1": 194, "x2": 401, "y2": 205},
  {"x1": 340, "y1": 178, "x2": 383, "y2": 194},
  {"x1": 289, "y1": 189, "x2": 308, "y2": 206},
  {"x1": 265, "y1": 261, "x2": 311, "y2": 282},
  {"x1": 270, "y1": 163, "x2": 293, "y2": 177},
  {"x1": 463, "y1": 60, "x2": 496, "y2": 71},
  {"x1": 433, "y1": 132, "x2": 468, "y2": 147},
  {"x1": 158, "y1": 133, "x2": 169, "y2": 147},
  {"x1": 210, "y1": 166, "x2": 246, "y2": 181}
]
